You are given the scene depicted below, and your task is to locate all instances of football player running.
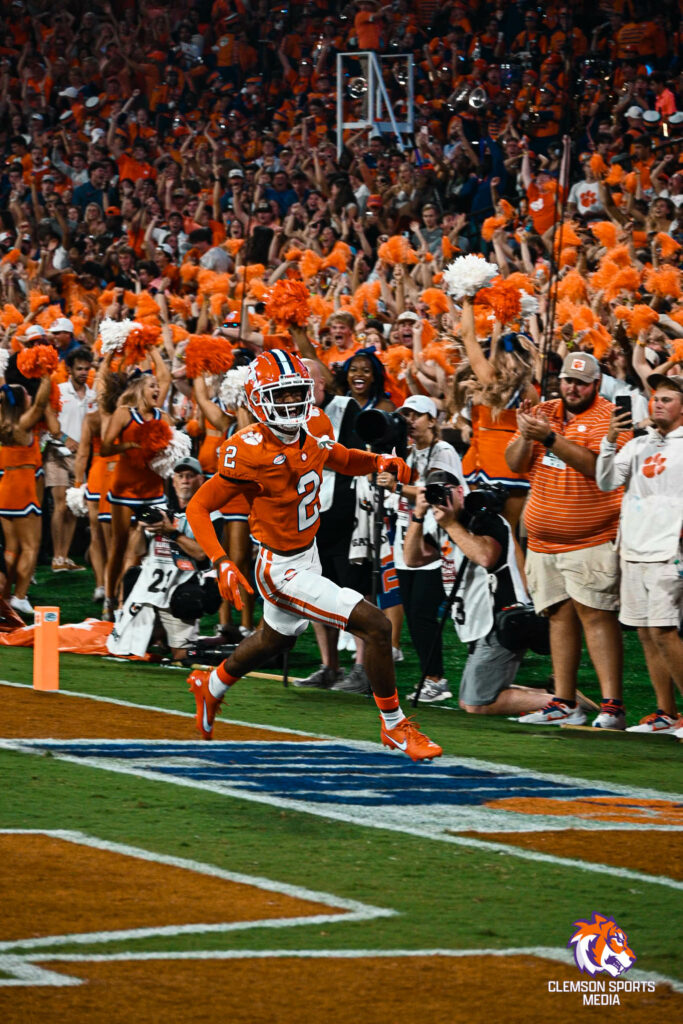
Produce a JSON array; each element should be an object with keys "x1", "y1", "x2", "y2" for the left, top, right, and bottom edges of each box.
[{"x1": 186, "y1": 350, "x2": 442, "y2": 762}]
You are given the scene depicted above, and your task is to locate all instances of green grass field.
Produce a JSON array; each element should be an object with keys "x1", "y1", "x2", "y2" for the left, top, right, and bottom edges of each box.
[{"x1": 0, "y1": 562, "x2": 681, "y2": 1012}]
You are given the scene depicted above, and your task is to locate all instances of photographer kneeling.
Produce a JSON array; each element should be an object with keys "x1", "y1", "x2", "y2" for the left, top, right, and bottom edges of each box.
[
  {"x1": 404, "y1": 471, "x2": 551, "y2": 715},
  {"x1": 107, "y1": 459, "x2": 218, "y2": 660}
]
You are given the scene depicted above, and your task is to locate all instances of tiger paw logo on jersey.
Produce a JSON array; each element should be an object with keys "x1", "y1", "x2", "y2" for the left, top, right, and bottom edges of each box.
[
  {"x1": 241, "y1": 430, "x2": 263, "y2": 446},
  {"x1": 568, "y1": 913, "x2": 636, "y2": 977},
  {"x1": 642, "y1": 453, "x2": 666, "y2": 478}
]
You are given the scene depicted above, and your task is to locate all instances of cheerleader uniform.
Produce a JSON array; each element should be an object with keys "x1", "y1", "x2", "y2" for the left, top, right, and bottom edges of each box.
[
  {"x1": 462, "y1": 402, "x2": 530, "y2": 491},
  {"x1": 85, "y1": 435, "x2": 106, "y2": 504},
  {"x1": 0, "y1": 436, "x2": 42, "y2": 517},
  {"x1": 107, "y1": 408, "x2": 165, "y2": 508}
]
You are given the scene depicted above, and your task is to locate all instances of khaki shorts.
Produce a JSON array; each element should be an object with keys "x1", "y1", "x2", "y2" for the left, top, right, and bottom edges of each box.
[
  {"x1": 526, "y1": 541, "x2": 620, "y2": 614},
  {"x1": 43, "y1": 449, "x2": 75, "y2": 489},
  {"x1": 619, "y1": 558, "x2": 683, "y2": 628},
  {"x1": 157, "y1": 608, "x2": 198, "y2": 650}
]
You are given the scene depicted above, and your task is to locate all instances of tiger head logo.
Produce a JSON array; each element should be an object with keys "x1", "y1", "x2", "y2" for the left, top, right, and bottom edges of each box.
[{"x1": 568, "y1": 913, "x2": 636, "y2": 977}]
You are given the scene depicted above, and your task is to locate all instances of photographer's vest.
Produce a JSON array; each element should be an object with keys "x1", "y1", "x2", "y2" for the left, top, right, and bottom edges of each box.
[{"x1": 437, "y1": 514, "x2": 527, "y2": 643}]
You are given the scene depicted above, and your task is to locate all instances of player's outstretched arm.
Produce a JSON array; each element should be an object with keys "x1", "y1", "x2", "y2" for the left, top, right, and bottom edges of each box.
[
  {"x1": 325, "y1": 443, "x2": 411, "y2": 482},
  {"x1": 186, "y1": 474, "x2": 245, "y2": 564}
]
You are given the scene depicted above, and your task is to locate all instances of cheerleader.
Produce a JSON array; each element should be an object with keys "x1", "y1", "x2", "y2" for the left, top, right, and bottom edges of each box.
[
  {"x1": 0, "y1": 375, "x2": 51, "y2": 616},
  {"x1": 101, "y1": 371, "x2": 171, "y2": 615}
]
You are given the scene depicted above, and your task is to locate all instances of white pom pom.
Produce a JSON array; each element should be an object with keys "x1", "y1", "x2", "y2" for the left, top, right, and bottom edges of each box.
[
  {"x1": 148, "y1": 429, "x2": 193, "y2": 479},
  {"x1": 520, "y1": 290, "x2": 540, "y2": 318},
  {"x1": 219, "y1": 365, "x2": 250, "y2": 409},
  {"x1": 442, "y1": 255, "x2": 499, "y2": 299},
  {"x1": 66, "y1": 484, "x2": 89, "y2": 517},
  {"x1": 99, "y1": 318, "x2": 140, "y2": 355},
  {"x1": 0, "y1": 348, "x2": 9, "y2": 379}
]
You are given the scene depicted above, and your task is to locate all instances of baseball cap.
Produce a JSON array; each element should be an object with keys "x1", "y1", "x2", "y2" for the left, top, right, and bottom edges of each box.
[
  {"x1": 398, "y1": 394, "x2": 438, "y2": 418},
  {"x1": 647, "y1": 372, "x2": 683, "y2": 394},
  {"x1": 669, "y1": 111, "x2": 683, "y2": 126},
  {"x1": 559, "y1": 353, "x2": 601, "y2": 382},
  {"x1": 255, "y1": 200, "x2": 271, "y2": 212},
  {"x1": 25, "y1": 325, "x2": 47, "y2": 340},
  {"x1": 91, "y1": 128, "x2": 105, "y2": 142},
  {"x1": 58, "y1": 87, "x2": 79, "y2": 99},
  {"x1": 396, "y1": 311, "x2": 420, "y2": 323},
  {"x1": 228, "y1": 167, "x2": 244, "y2": 178},
  {"x1": 426, "y1": 467, "x2": 461, "y2": 487},
  {"x1": 643, "y1": 110, "x2": 661, "y2": 124},
  {"x1": 625, "y1": 106, "x2": 643, "y2": 119},
  {"x1": 49, "y1": 317, "x2": 74, "y2": 333},
  {"x1": 173, "y1": 456, "x2": 203, "y2": 474},
  {"x1": 367, "y1": 193, "x2": 383, "y2": 207}
]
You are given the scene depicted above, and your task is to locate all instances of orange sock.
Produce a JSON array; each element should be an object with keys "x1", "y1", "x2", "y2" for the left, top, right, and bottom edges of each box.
[{"x1": 374, "y1": 691, "x2": 400, "y2": 712}]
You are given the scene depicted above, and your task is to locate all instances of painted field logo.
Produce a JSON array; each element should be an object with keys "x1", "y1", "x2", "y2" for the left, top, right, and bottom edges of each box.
[{"x1": 569, "y1": 913, "x2": 636, "y2": 977}]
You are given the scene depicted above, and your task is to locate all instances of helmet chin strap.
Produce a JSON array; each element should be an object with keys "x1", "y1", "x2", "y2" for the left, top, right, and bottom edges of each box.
[{"x1": 266, "y1": 421, "x2": 301, "y2": 444}]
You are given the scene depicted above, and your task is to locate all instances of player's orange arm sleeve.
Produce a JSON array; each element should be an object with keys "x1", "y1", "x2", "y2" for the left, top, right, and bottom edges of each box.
[
  {"x1": 186, "y1": 474, "x2": 249, "y2": 564},
  {"x1": 325, "y1": 442, "x2": 378, "y2": 476}
]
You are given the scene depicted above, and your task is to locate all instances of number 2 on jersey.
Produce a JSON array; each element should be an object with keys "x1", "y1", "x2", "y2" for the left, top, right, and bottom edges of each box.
[
  {"x1": 223, "y1": 445, "x2": 237, "y2": 470},
  {"x1": 297, "y1": 470, "x2": 321, "y2": 532}
]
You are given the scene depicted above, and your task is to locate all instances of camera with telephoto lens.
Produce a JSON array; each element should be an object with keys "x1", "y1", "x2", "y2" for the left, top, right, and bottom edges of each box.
[
  {"x1": 355, "y1": 408, "x2": 408, "y2": 458},
  {"x1": 463, "y1": 483, "x2": 507, "y2": 517},
  {"x1": 424, "y1": 481, "x2": 449, "y2": 506},
  {"x1": 137, "y1": 505, "x2": 166, "y2": 526}
]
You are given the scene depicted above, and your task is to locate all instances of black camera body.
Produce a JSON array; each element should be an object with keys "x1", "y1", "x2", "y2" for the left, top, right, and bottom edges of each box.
[
  {"x1": 464, "y1": 484, "x2": 507, "y2": 518},
  {"x1": 137, "y1": 505, "x2": 166, "y2": 526},
  {"x1": 424, "y1": 481, "x2": 449, "y2": 506},
  {"x1": 355, "y1": 408, "x2": 408, "y2": 459}
]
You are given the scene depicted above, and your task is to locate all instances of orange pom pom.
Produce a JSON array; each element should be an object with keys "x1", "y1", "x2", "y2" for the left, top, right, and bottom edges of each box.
[
  {"x1": 630, "y1": 305, "x2": 659, "y2": 334},
  {"x1": 167, "y1": 294, "x2": 192, "y2": 319},
  {"x1": 499, "y1": 198, "x2": 514, "y2": 221},
  {"x1": 589, "y1": 153, "x2": 609, "y2": 179},
  {"x1": 590, "y1": 221, "x2": 617, "y2": 249},
  {"x1": 380, "y1": 345, "x2": 413, "y2": 376},
  {"x1": 475, "y1": 279, "x2": 522, "y2": 326},
  {"x1": 605, "y1": 266, "x2": 641, "y2": 301},
  {"x1": 29, "y1": 290, "x2": 50, "y2": 313},
  {"x1": 0, "y1": 248, "x2": 21, "y2": 265},
  {"x1": 185, "y1": 336, "x2": 234, "y2": 378},
  {"x1": 210, "y1": 293, "x2": 226, "y2": 318},
  {"x1": 378, "y1": 235, "x2": 418, "y2": 265},
  {"x1": 17, "y1": 344, "x2": 59, "y2": 378},
  {"x1": 581, "y1": 325, "x2": 612, "y2": 360},
  {"x1": 308, "y1": 294, "x2": 333, "y2": 321},
  {"x1": 135, "y1": 291, "x2": 161, "y2": 319},
  {"x1": 604, "y1": 164, "x2": 624, "y2": 187},
  {"x1": 442, "y1": 237, "x2": 459, "y2": 260},
  {"x1": 604, "y1": 245, "x2": 631, "y2": 268},
  {"x1": 559, "y1": 247, "x2": 577, "y2": 268},
  {"x1": 421, "y1": 341, "x2": 457, "y2": 374},
  {"x1": 555, "y1": 298, "x2": 580, "y2": 326},
  {"x1": 505, "y1": 272, "x2": 534, "y2": 294},
  {"x1": 184, "y1": 417, "x2": 202, "y2": 438},
  {"x1": 321, "y1": 241, "x2": 352, "y2": 273},
  {"x1": 644, "y1": 266, "x2": 682, "y2": 299},
  {"x1": 554, "y1": 223, "x2": 583, "y2": 249},
  {"x1": 557, "y1": 269, "x2": 588, "y2": 302},
  {"x1": 655, "y1": 232, "x2": 681, "y2": 258},
  {"x1": 180, "y1": 262, "x2": 199, "y2": 283},
  {"x1": 264, "y1": 279, "x2": 311, "y2": 327},
  {"x1": 133, "y1": 418, "x2": 173, "y2": 460},
  {"x1": 123, "y1": 323, "x2": 161, "y2": 366},
  {"x1": 0, "y1": 304, "x2": 23, "y2": 328},
  {"x1": 284, "y1": 247, "x2": 304, "y2": 261},
  {"x1": 300, "y1": 250, "x2": 323, "y2": 280},
  {"x1": 670, "y1": 339, "x2": 683, "y2": 363},
  {"x1": 224, "y1": 238, "x2": 244, "y2": 255},
  {"x1": 420, "y1": 288, "x2": 450, "y2": 316},
  {"x1": 354, "y1": 280, "x2": 382, "y2": 315},
  {"x1": 481, "y1": 215, "x2": 506, "y2": 242}
]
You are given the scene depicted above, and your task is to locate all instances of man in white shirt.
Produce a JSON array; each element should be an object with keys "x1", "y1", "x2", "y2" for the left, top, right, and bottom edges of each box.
[
  {"x1": 596, "y1": 373, "x2": 683, "y2": 735},
  {"x1": 50, "y1": 347, "x2": 96, "y2": 572}
]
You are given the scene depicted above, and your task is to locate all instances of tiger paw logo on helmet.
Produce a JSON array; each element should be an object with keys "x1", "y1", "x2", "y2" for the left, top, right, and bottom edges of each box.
[{"x1": 568, "y1": 913, "x2": 636, "y2": 977}]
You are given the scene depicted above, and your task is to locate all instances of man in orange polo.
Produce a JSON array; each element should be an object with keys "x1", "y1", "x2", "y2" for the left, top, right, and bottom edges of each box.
[{"x1": 506, "y1": 353, "x2": 630, "y2": 730}]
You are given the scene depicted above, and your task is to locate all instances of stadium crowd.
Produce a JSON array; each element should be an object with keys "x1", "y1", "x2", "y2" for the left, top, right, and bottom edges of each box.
[{"x1": 0, "y1": 0, "x2": 682, "y2": 737}]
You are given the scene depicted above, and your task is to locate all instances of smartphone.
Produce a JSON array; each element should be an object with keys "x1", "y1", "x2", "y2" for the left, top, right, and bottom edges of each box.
[{"x1": 614, "y1": 394, "x2": 633, "y2": 429}]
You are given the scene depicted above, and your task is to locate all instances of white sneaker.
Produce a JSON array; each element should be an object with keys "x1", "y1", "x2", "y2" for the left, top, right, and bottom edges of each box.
[
  {"x1": 10, "y1": 595, "x2": 34, "y2": 617},
  {"x1": 626, "y1": 710, "x2": 679, "y2": 734},
  {"x1": 392, "y1": 647, "x2": 404, "y2": 663},
  {"x1": 592, "y1": 703, "x2": 626, "y2": 730},
  {"x1": 338, "y1": 631, "x2": 357, "y2": 653},
  {"x1": 519, "y1": 700, "x2": 587, "y2": 726},
  {"x1": 411, "y1": 679, "x2": 453, "y2": 704},
  {"x1": 92, "y1": 586, "x2": 105, "y2": 602},
  {"x1": 238, "y1": 626, "x2": 255, "y2": 639}
]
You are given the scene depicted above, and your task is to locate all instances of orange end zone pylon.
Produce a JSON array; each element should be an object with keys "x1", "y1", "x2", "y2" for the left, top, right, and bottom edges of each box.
[{"x1": 33, "y1": 606, "x2": 59, "y2": 691}]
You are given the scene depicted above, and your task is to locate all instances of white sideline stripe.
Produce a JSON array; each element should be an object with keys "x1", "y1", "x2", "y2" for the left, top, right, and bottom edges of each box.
[
  {"x1": 4, "y1": 753, "x2": 681, "y2": 892},
  {"x1": 0, "y1": 956, "x2": 82, "y2": 987},
  {"x1": 0, "y1": 948, "x2": 681, "y2": 994},
  {"x1": 2, "y1": 678, "x2": 682, "y2": 805},
  {"x1": 0, "y1": 829, "x2": 393, "y2": 954}
]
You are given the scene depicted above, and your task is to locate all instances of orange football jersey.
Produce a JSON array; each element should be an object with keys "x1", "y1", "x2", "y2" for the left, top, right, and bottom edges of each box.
[{"x1": 217, "y1": 407, "x2": 335, "y2": 551}]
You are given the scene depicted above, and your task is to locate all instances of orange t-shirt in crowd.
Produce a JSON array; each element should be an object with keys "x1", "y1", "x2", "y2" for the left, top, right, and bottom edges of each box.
[
  {"x1": 354, "y1": 12, "x2": 381, "y2": 50},
  {"x1": 509, "y1": 394, "x2": 630, "y2": 554},
  {"x1": 526, "y1": 181, "x2": 566, "y2": 236},
  {"x1": 318, "y1": 341, "x2": 361, "y2": 371}
]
